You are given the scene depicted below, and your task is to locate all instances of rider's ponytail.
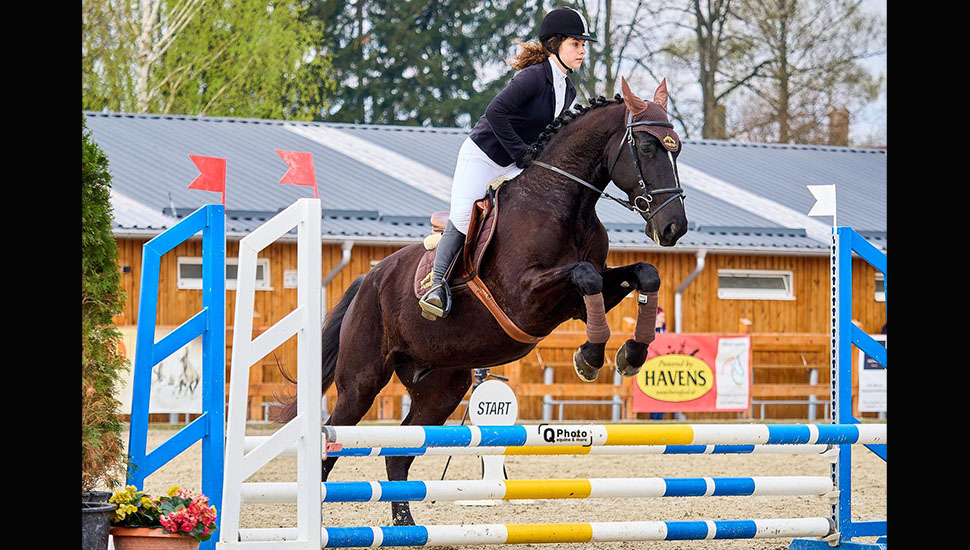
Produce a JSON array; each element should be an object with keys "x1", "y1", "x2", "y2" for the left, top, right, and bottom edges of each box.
[{"x1": 509, "y1": 35, "x2": 566, "y2": 70}]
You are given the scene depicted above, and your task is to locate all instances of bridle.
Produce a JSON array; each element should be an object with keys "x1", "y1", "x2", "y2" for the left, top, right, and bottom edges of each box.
[{"x1": 532, "y1": 112, "x2": 686, "y2": 224}]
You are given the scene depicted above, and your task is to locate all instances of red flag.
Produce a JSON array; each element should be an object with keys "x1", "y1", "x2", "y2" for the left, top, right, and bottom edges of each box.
[
  {"x1": 276, "y1": 149, "x2": 318, "y2": 198},
  {"x1": 187, "y1": 155, "x2": 226, "y2": 205}
]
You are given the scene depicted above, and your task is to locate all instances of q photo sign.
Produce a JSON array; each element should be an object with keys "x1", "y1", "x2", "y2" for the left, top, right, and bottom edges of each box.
[{"x1": 632, "y1": 333, "x2": 751, "y2": 413}]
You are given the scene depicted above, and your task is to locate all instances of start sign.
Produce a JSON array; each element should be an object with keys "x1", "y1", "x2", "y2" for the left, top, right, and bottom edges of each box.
[
  {"x1": 461, "y1": 379, "x2": 519, "y2": 496},
  {"x1": 468, "y1": 379, "x2": 518, "y2": 426},
  {"x1": 632, "y1": 333, "x2": 751, "y2": 413}
]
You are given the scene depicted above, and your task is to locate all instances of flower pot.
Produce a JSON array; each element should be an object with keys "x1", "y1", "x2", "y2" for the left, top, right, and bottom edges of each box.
[
  {"x1": 83, "y1": 490, "x2": 113, "y2": 504},
  {"x1": 82, "y1": 501, "x2": 117, "y2": 550},
  {"x1": 109, "y1": 527, "x2": 200, "y2": 550}
]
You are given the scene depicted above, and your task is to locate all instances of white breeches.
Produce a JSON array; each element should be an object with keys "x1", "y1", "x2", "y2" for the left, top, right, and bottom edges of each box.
[{"x1": 448, "y1": 137, "x2": 523, "y2": 234}]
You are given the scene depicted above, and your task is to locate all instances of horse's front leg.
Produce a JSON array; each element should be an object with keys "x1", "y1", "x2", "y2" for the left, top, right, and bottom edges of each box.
[
  {"x1": 557, "y1": 262, "x2": 613, "y2": 382},
  {"x1": 599, "y1": 262, "x2": 661, "y2": 376}
]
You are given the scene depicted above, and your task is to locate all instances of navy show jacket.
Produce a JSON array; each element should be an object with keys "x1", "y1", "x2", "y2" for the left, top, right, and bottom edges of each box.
[{"x1": 468, "y1": 59, "x2": 577, "y2": 167}]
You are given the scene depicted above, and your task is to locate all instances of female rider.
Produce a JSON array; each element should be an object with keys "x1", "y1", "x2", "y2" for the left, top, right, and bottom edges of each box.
[{"x1": 419, "y1": 7, "x2": 596, "y2": 320}]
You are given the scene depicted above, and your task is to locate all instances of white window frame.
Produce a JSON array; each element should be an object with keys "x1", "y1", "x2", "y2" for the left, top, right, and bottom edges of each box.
[
  {"x1": 177, "y1": 256, "x2": 272, "y2": 291},
  {"x1": 874, "y1": 272, "x2": 885, "y2": 302},
  {"x1": 717, "y1": 269, "x2": 794, "y2": 301}
]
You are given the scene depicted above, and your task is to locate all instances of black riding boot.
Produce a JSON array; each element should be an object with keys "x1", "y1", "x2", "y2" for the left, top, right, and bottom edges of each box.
[{"x1": 419, "y1": 220, "x2": 465, "y2": 320}]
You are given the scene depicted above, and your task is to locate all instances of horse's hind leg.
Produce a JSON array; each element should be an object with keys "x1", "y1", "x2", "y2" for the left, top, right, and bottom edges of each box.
[
  {"x1": 386, "y1": 365, "x2": 473, "y2": 526},
  {"x1": 320, "y1": 329, "x2": 396, "y2": 482}
]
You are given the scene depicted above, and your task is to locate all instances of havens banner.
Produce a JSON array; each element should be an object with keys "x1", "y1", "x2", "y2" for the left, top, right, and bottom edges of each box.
[{"x1": 632, "y1": 334, "x2": 751, "y2": 413}]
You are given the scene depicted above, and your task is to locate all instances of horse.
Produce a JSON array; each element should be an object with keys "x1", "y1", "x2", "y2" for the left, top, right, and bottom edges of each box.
[{"x1": 278, "y1": 77, "x2": 689, "y2": 526}]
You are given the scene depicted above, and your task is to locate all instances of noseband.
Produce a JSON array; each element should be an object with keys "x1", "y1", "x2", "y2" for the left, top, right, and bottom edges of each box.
[{"x1": 533, "y1": 112, "x2": 686, "y2": 223}]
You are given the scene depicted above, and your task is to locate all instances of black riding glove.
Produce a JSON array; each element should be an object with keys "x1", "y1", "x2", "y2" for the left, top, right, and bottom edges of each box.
[{"x1": 515, "y1": 145, "x2": 537, "y2": 169}]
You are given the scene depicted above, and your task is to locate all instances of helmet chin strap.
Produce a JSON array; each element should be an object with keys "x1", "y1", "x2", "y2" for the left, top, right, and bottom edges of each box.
[
  {"x1": 554, "y1": 51, "x2": 573, "y2": 74},
  {"x1": 543, "y1": 39, "x2": 573, "y2": 74}
]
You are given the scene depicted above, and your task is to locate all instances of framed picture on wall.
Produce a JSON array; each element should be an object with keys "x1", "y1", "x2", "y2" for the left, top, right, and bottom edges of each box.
[{"x1": 115, "y1": 326, "x2": 204, "y2": 414}]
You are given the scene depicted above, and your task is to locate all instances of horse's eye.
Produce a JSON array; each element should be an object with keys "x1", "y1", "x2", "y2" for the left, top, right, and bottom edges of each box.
[{"x1": 638, "y1": 141, "x2": 657, "y2": 155}]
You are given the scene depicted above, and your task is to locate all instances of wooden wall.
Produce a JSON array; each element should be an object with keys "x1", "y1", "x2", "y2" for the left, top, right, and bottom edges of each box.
[{"x1": 114, "y1": 237, "x2": 886, "y2": 423}]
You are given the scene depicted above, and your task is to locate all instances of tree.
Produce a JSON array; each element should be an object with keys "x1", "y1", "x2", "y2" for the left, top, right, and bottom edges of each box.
[
  {"x1": 82, "y1": 0, "x2": 206, "y2": 113},
  {"x1": 82, "y1": 0, "x2": 335, "y2": 119},
  {"x1": 571, "y1": 0, "x2": 667, "y2": 103},
  {"x1": 81, "y1": 116, "x2": 129, "y2": 493},
  {"x1": 658, "y1": 0, "x2": 757, "y2": 139},
  {"x1": 309, "y1": 0, "x2": 540, "y2": 127},
  {"x1": 727, "y1": 0, "x2": 884, "y2": 144}
]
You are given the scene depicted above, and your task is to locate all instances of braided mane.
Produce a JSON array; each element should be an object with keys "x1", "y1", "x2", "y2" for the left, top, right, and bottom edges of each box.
[{"x1": 520, "y1": 93, "x2": 624, "y2": 166}]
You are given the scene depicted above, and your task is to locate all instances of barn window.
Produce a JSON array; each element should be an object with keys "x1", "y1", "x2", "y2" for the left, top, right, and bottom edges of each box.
[
  {"x1": 717, "y1": 269, "x2": 794, "y2": 300},
  {"x1": 177, "y1": 257, "x2": 272, "y2": 290},
  {"x1": 874, "y1": 272, "x2": 885, "y2": 302}
]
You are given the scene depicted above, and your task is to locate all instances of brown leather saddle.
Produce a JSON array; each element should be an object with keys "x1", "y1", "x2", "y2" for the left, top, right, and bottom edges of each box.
[{"x1": 414, "y1": 178, "x2": 543, "y2": 344}]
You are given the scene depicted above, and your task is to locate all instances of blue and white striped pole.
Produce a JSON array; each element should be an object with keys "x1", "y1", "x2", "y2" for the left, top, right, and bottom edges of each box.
[
  {"x1": 239, "y1": 475, "x2": 834, "y2": 504},
  {"x1": 323, "y1": 423, "x2": 886, "y2": 450},
  {"x1": 238, "y1": 518, "x2": 835, "y2": 546}
]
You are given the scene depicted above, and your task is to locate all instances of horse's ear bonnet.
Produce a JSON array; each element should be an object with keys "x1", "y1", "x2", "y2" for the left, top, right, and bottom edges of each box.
[{"x1": 621, "y1": 77, "x2": 681, "y2": 153}]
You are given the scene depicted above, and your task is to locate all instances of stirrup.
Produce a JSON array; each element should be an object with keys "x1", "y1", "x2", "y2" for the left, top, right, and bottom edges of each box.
[{"x1": 419, "y1": 283, "x2": 452, "y2": 320}]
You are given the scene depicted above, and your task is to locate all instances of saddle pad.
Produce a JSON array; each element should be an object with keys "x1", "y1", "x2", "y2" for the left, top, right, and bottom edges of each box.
[{"x1": 413, "y1": 178, "x2": 507, "y2": 299}]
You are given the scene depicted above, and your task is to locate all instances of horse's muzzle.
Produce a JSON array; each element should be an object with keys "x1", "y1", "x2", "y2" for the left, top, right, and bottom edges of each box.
[{"x1": 649, "y1": 219, "x2": 687, "y2": 247}]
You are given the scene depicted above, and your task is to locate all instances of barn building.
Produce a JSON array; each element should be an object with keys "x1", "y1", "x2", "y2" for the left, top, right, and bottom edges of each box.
[{"x1": 83, "y1": 110, "x2": 886, "y2": 423}]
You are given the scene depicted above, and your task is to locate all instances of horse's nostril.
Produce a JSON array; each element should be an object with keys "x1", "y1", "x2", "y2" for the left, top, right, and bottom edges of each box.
[{"x1": 663, "y1": 221, "x2": 687, "y2": 242}]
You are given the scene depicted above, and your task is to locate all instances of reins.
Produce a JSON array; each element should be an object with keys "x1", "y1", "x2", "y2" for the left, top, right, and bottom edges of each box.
[{"x1": 532, "y1": 112, "x2": 686, "y2": 224}]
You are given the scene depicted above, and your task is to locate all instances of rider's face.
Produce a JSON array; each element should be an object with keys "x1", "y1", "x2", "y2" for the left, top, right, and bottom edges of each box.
[{"x1": 558, "y1": 38, "x2": 586, "y2": 70}]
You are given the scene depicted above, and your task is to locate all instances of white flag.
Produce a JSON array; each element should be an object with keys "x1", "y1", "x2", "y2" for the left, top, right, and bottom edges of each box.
[{"x1": 806, "y1": 185, "x2": 837, "y2": 217}]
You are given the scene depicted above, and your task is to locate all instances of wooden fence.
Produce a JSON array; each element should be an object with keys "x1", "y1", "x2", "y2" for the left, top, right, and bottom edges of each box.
[
  {"x1": 134, "y1": 327, "x2": 883, "y2": 424},
  {"x1": 229, "y1": 329, "x2": 878, "y2": 424}
]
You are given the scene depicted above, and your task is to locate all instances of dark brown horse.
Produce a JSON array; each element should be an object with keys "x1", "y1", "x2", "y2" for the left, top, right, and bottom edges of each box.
[{"x1": 279, "y1": 78, "x2": 689, "y2": 526}]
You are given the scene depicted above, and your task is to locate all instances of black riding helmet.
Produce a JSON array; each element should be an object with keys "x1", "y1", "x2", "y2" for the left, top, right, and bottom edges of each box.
[{"x1": 538, "y1": 8, "x2": 596, "y2": 74}]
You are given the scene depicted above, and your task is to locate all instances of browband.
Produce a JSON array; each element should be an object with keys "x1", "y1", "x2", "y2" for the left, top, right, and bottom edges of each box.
[{"x1": 629, "y1": 120, "x2": 674, "y2": 129}]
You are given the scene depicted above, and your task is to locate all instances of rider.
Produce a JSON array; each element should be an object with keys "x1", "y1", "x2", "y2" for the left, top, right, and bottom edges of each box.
[{"x1": 419, "y1": 7, "x2": 596, "y2": 320}]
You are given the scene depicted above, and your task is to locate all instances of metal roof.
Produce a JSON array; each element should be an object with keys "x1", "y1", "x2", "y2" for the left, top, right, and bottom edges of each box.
[{"x1": 84, "y1": 111, "x2": 886, "y2": 254}]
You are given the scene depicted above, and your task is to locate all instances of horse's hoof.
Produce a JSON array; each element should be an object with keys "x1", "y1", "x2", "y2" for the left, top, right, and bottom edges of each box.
[
  {"x1": 573, "y1": 349, "x2": 600, "y2": 382},
  {"x1": 393, "y1": 510, "x2": 416, "y2": 526},
  {"x1": 615, "y1": 339, "x2": 648, "y2": 377}
]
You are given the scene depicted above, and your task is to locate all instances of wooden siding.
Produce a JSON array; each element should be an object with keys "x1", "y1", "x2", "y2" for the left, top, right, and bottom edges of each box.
[{"x1": 114, "y1": 238, "x2": 886, "y2": 423}]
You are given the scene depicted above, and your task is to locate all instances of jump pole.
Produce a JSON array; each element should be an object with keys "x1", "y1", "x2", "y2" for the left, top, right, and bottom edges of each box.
[
  {"x1": 322, "y1": 423, "x2": 886, "y2": 449},
  {"x1": 237, "y1": 475, "x2": 836, "y2": 504},
  {"x1": 243, "y1": 438, "x2": 837, "y2": 457},
  {"x1": 238, "y1": 518, "x2": 836, "y2": 546}
]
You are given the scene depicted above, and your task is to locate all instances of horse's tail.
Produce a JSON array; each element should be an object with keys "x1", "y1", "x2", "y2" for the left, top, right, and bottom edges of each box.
[{"x1": 276, "y1": 274, "x2": 365, "y2": 424}]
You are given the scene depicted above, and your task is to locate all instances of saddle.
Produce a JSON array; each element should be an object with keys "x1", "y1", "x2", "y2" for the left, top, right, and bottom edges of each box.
[{"x1": 414, "y1": 177, "x2": 543, "y2": 344}]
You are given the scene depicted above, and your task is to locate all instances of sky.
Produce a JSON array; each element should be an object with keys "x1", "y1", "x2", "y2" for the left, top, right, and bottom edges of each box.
[{"x1": 852, "y1": 0, "x2": 887, "y2": 146}]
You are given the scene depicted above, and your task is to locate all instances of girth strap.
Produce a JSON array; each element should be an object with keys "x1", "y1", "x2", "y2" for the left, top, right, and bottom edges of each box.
[{"x1": 465, "y1": 275, "x2": 544, "y2": 344}]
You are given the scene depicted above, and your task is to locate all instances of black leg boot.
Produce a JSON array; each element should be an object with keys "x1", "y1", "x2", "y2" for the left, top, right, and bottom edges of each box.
[{"x1": 419, "y1": 220, "x2": 465, "y2": 320}]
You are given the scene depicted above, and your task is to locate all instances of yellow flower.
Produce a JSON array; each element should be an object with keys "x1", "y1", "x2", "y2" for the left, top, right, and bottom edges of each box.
[
  {"x1": 110, "y1": 486, "x2": 136, "y2": 504},
  {"x1": 111, "y1": 503, "x2": 137, "y2": 523},
  {"x1": 141, "y1": 496, "x2": 154, "y2": 508},
  {"x1": 167, "y1": 485, "x2": 180, "y2": 497}
]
